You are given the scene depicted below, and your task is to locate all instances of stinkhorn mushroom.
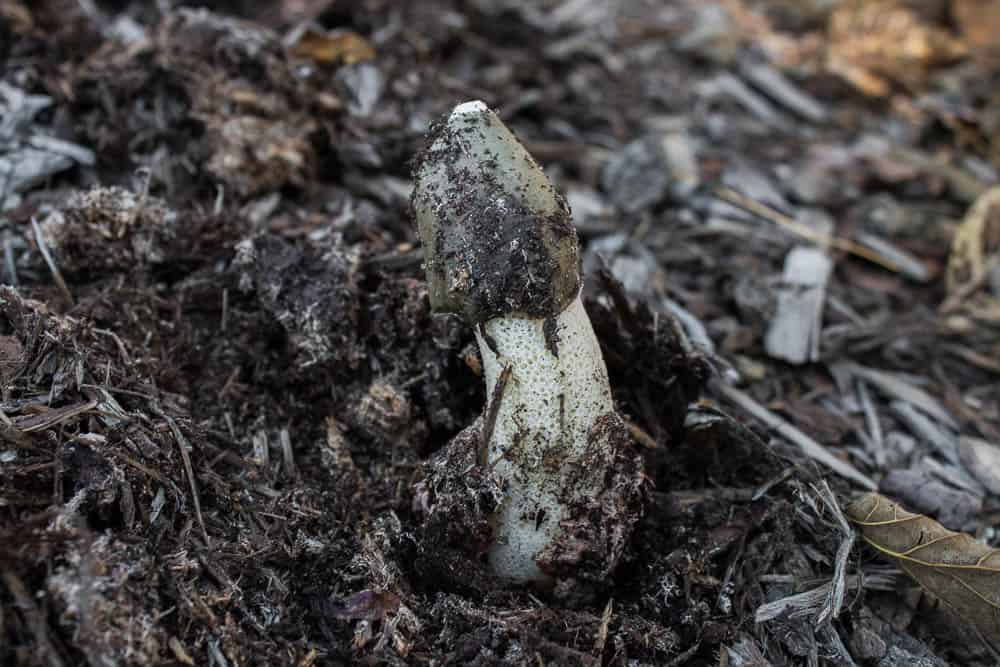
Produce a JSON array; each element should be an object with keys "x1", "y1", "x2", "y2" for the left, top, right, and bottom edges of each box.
[{"x1": 412, "y1": 101, "x2": 641, "y2": 585}]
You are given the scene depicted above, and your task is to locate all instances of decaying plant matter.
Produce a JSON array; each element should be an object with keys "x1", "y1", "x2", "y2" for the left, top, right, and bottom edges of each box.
[
  {"x1": 847, "y1": 493, "x2": 1000, "y2": 654},
  {"x1": 5, "y1": 1, "x2": 1000, "y2": 664}
]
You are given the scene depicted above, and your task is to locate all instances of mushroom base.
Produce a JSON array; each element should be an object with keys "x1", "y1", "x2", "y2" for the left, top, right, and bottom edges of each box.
[{"x1": 476, "y1": 294, "x2": 643, "y2": 584}]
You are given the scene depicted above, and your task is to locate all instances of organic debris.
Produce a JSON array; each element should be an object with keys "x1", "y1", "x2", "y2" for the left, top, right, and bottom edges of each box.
[
  {"x1": 1, "y1": 0, "x2": 999, "y2": 665},
  {"x1": 847, "y1": 493, "x2": 1000, "y2": 656}
]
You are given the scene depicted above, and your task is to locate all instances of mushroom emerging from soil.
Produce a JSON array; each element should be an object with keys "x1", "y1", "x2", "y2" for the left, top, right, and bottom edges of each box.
[{"x1": 412, "y1": 101, "x2": 642, "y2": 586}]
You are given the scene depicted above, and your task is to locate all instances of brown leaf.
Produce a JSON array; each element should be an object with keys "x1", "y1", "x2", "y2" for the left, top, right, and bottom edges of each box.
[
  {"x1": 946, "y1": 185, "x2": 1000, "y2": 292},
  {"x1": 846, "y1": 493, "x2": 1000, "y2": 649},
  {"x1": 289, "y1": 28, "x2": 375, "y2": 65},
  {"x1": 827, "y1": 0, "x2": 967, "y2": 96},
  {"x1": 953, "y1": 0, "x2": 1000, "y2": 58}
]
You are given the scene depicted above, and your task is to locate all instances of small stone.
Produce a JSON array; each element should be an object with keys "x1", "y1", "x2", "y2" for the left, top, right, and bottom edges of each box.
[
  {"x1": 601, "y1": 132, "x2": 699, "y2": 214},
  {"x1": 851, "y1": 624, "x2": 888, "y2": 661}
]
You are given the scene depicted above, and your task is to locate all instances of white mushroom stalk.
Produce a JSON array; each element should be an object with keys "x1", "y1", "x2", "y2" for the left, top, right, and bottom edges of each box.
[
  {"x1": 412, "y1": 101, "x2": 639, "y2": 585},
  {"x1": 475, "y1": 296, "x2": 614, "y2": 582}
]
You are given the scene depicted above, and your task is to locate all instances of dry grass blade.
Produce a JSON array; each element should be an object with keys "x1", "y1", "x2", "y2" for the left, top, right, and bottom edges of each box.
[
  {"x1": 712, "y1": 186, "x2": 902, "y2": 273},
  {"x1": 846, "y1": 493, "x2": 1000, "y2": 654},
  {"x1": 30, "y1": 216, "x2": 73, "y2": 305},
  {"x1": 161, "y1": 412, "x2": 210, "y2": 546},
  {"x1": 14, "y1": 399, "x2": 98, "y2": 433},
  {"x1": 813, "y1": 481, "x2": 853, "y2": 626},
  {"x1": 755, "y1": 570, "x2": 899, "y2": 623}
]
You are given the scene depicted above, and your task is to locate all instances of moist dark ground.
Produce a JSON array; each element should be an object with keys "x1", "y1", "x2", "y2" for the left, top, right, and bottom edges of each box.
[{"x1": 2, "y1": 1, "x2": 999, "y2": 665}]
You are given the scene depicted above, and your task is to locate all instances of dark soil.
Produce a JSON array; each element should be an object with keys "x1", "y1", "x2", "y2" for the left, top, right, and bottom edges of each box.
[{"x1": 2, "y1": 1, "x2": 999, "y2": 665}]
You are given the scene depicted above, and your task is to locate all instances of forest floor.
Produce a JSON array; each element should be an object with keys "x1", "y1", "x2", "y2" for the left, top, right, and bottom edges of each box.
[{"x1": 2, "y1": 1, "x2": 1000, "y2": 665}]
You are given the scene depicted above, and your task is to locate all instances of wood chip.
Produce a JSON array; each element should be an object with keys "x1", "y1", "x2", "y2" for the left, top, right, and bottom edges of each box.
[
  {"x1": 713, "y1": 381, "x2": 877, "y2": 490},
  {"x1": 836, "y1": 362, "x2": 958, "y2": 430},
  {"x1": 959, "y1": 436, "x2": 1000, "y2": 496},
  {"x1": 764, "y1": 246, "x2": 832, "y2": 364},
  {"x1": 889, "y1": 400, "x2": 959, "y2": 465}
]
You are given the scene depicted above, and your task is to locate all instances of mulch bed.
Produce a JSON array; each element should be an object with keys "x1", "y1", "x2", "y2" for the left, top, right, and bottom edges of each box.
[{"x1": 2, "y1": 1, "x2": 999, "y2": 665}]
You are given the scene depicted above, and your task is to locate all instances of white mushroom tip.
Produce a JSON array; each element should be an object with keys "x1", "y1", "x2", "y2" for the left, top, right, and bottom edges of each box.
[{"x1": 450, "y1": 100, "x2": 489, "y2": 116}]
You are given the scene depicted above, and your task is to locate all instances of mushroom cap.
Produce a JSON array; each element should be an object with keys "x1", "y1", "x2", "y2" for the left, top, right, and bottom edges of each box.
[{"x1": 412, "y1": 101, "x2": 580, "y2": 323}]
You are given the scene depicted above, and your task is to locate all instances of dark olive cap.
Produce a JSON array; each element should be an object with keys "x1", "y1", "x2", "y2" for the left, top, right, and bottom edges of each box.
[{"x1": 411, "y1": 101, "x2": 580, "y2": 324}]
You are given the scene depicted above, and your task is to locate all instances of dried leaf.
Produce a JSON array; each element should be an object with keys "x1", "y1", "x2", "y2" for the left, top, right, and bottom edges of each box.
[
  {"x1": 946, "y1": 185, "x2": 1000, "y2": 293},
  {"x1": 0, "y1": 1, "x2": 33, "y2": 33},
  {"x1": 846, "y1": 493, "x2": 1000, "y2": 649},
  {"x1": 953, "y1": 0, "x2": 1000, "y2": 58},
  {"x1": 827, "y1": 0, "x2": 967, "y2": 96},
  {"x1": 289, "y1": 28, "x2": 375, "y2": 65}
]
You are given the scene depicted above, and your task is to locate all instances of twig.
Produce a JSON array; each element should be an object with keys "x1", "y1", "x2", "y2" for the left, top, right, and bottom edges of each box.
[
  {"x1": 753, "y1": 468, "x2": 793, "y2": 501},
  {"x1": 93, "y1": 328, "x2": 132, "y2": 366},
  {"x1": 813, "y1": 481, "x2": 854, "y2": 626},
  {"x1": 837, "y1": 361, "x2": 958, "y2": 430},
  {"x1": 818, "y1": 624, "x2": 857, "y2": 667},
  {"x1": 30, "y1": 216, "x2": 73, "y2": 304},
  {"x1": 713, "y1": 380, "x2": 877, "y2": 490},
  {"x1": 942, "y1": 343, "x2": 1000, "y2": 376},
  {"x1": 755, "y1": 571, "x2": 898, "y2": 623},
  {"x1": 0, "y1": 160, "x2": 13, "y2": 206},
  {"x1": 482, "y1": 363, "x2": 512, "y2": 467},
  {"x1": 15, "y1": 398, "x2": 99, "y2": 433},
  {"x1": 362, "y1": 248, "x2": 424, "y2": 272},
  {"x1": 162, "y1": 413, "x2": 210, "y2": 546},
  {"x1": 220, "y1": 288, "x2": 228, "y2": 333},
  {"x1": 856, "y1": 381, "x2": 885, "y2": 468},
  {"x1": 713, "y1": 186, "x2": 902, "y2": 273},
  {"x1": 625, "y1": 419, "x2": 659, "y2": 449},
  {"x1": 280, "y1": 427, "x2": 297, "y2": 479}
]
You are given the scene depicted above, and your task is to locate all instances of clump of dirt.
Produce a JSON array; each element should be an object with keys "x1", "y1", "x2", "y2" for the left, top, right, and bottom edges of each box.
[
  {"x1": 155, "y1": 9, "x2": 326, "y2": 197},
  {"x1": 412, "y1": 417, "x2": 502, "y2": 596},
  {"x1": 47, "y1": 534, "x2": 168, "y2": 666},
  {"x1": 40, "y1": 186, "x2": 176, "y2": 277},
  {"x1": 535, "y1": 411, "x2": 644, "y2": 597},
  {"x1": 235, "y1": 234, "x2": 362, "y2": 369}
]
